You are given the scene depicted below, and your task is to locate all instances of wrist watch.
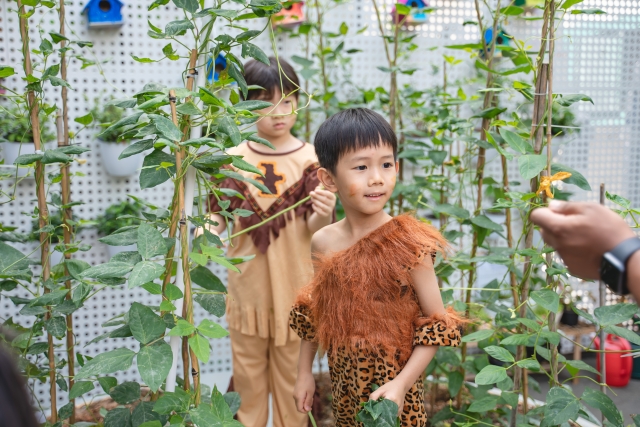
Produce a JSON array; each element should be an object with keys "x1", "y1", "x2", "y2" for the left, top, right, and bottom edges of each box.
[{"x1": 600, "y1": 237, "x2": 640, "y2": 295}]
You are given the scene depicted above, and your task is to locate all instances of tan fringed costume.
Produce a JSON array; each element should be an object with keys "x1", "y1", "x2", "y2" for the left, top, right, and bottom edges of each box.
[
  {"x1": 290, "y1": 215, "x2": 464, "y2": 427},
  {"x1": 209, "y1": 141, "x2": 320, "y2": 427}
]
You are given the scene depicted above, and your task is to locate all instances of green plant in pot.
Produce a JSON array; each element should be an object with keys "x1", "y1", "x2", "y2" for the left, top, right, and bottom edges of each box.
[
  {"x1": 90, "y1": 99, "x2": 144, "y2": 177},
  {"x1": 29, "y1": 209, "x2": 88, "y2": 266},
  {"x1": 0, "y1": 107, "x2": 55, "y2": 177},
  {"x1": 94, "y1": 199, "x2": 144, "y2": 258}
]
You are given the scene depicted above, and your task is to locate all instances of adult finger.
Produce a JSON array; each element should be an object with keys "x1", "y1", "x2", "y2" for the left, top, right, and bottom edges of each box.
[
  {"x1": 530, "y1": 207, "x2": 569, "y2": 232},
  {"x1": 547, "y1": 200, "x2": 588, "y2": 215}
]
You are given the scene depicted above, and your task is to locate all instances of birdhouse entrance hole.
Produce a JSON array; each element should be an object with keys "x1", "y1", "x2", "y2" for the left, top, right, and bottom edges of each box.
[{"x1": 99, "y1": 0, "x2": 111, "y2": 12}]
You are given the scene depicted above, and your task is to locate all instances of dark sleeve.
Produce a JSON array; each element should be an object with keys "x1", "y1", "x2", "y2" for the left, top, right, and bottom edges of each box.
[{"x1": 289, "y1": 304, "x2": 317, "y2": 342}]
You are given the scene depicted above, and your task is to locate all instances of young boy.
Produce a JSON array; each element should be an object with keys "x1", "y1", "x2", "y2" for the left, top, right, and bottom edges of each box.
[
  {"x1": 290, "y1": 108, "x2": 463, "y2": 426},
  {"x1": 200, "y1": 57, "x2": 336, "y2": 427}
]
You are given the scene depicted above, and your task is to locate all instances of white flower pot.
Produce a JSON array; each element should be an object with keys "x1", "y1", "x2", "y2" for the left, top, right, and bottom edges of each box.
[
  {"x1": 107, "y1": 244, "x2": 137, "y2": 259},
  {"x1": 98, "y1": 140, "x2": 143, "y2": 177},
  {"x1": 3, "y1": 142, "x2": 36, "y2": 178}
]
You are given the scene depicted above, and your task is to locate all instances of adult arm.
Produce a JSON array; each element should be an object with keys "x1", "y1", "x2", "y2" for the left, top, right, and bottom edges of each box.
[{"x1": 530, "y1": 200, "x2": 640, "y2": 300}]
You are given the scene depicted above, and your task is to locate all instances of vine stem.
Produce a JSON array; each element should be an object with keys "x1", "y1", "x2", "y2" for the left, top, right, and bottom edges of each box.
[
  {"x1": 313, "y1": 0, "x2": 330, "y2": 115},
  {"x1": 16, "y1": 0, "x2": 56, "y2": 421},
  {"x1": 57, "y1": 0, "x2": 76, "y2": 421}
]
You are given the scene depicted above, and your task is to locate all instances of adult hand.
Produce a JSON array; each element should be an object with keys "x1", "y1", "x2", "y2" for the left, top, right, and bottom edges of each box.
[
  {"x1": 530, "y1": 200, "x2": 636, "y2": 280},
  {"x1": 309, "y1": 185, "x2": 336, "y2": 218},
  {"x1": 368, "y1": 379, "x2": 408, "y2": 417}
]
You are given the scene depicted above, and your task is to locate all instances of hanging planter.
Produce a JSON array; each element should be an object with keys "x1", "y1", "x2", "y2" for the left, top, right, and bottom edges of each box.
[
  {"x1": 272, "y1": 1, "x2": 305, "y2": 27},
  {"x1": 94, "y1": 199, "x2": 144, "y2": 259},
  {"x1": 393, "y1": 0, "x2": 430, "y2": 25}
]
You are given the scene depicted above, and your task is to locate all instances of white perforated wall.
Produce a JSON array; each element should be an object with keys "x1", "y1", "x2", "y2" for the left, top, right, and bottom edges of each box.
[{"x1": 1, "y1": 0, "x2": 639, "y2": 413}]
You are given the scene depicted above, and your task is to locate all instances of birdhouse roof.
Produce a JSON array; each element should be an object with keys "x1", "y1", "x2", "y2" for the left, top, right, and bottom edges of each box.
[{"x1": 83, "y1": 0, "x2": 124, "y2": 13}]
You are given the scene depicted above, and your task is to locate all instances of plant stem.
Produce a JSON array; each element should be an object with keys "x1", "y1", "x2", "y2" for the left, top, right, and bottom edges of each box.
[
  {"x1": 17, "y1": 0, "x2": 56, "y2": 420},
  {"x1": 313, "y1": 0, "x2": 330, "y2": 116}
]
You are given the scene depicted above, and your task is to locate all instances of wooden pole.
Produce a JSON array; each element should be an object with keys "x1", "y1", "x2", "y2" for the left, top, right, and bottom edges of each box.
[
  {"x1": 599, "y1": 183, "x2": 607, "y2": 423},
  {"x1": 17, "y1": 0, "x2": 55, "y2": 421}
]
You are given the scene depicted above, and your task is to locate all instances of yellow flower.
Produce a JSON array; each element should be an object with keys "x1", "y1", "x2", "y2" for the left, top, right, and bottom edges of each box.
[
  {"x1": 75, "y1": 158, "x2": 87, "y2": 165},
  {"x1": 536, "y1": 171, "x2": 572, "y2": 198}
]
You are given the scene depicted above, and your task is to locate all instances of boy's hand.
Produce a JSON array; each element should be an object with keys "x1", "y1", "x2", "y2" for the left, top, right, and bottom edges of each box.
[
  {"x1": 310, "y1": 185, "x2": 336, "y2": 218},
  {"x1": 293, "y1": 371, "x2": 315, "y2": 413},
  {"x1": 369, "y1": 379, "x2": 409, "y2": 417}
]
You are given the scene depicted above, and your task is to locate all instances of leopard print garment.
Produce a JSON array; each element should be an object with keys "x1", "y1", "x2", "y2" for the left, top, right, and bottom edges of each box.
[{"x1": 290, "y1": 305, "x2": 462, "y2": 427}]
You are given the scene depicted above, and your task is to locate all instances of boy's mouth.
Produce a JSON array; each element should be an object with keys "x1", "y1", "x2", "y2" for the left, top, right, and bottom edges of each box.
[
  {"x1": 365, "y1": 192, "x2": 385, "y2": 199},
  {"x1": 273, "y1": 122, "x2": 286, "y2": 129}
]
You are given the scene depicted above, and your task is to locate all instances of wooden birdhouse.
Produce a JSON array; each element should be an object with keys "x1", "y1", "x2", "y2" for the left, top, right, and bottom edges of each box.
[
  {"x1": 207, "y1": 54, "x2": 228, "y2": 83},
  {"x1": 273, "y1": 2, "x2": 305, "y2": 27},
  {"x1": 82, "y1": 0, "x2": 124, "y2": 28},
  {"x1": 394, "y1": 0, "x2": 429, "y2": 25}
]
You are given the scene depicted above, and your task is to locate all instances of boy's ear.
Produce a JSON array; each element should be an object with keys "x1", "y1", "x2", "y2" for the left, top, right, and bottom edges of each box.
[
  {"x1": 317, "y1": 168, "x2": 338, "y2": 193},
  {"x1": 395, "y1": 161, "x2": 399, "y2": 173}
]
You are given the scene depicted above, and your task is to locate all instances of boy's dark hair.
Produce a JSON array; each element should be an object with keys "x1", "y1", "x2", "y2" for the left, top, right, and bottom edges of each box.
[
  {"x1": 244, "y1": 57, "x2": 300, "y2": 101},
  {"x1": 314, "y1": 108, "x2": 397, "y2": 174}
]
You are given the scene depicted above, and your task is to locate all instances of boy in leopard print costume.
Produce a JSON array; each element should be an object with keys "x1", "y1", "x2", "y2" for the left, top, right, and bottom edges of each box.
[{"x1": 290, "y1": 108, "x2": 464, "y2": 426}]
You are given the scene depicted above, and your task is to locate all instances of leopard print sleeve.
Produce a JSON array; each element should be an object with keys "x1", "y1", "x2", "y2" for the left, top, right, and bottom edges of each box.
[
  {"x1": 413, "y1": 318, "x2": 462, "y2": 347},
  {"x1": 289, "y1": 304, "x2": 317, "y2": 342}
]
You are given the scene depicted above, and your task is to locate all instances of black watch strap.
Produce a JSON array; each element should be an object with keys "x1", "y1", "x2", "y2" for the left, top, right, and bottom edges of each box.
[{"x1": 609, "y1": 237, "x2": 640, "y2": 266}]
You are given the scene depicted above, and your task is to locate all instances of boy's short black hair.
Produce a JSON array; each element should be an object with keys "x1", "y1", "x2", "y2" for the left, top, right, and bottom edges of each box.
[
  {"x1": 314, "y1": 108, "x2": 397, "y2": 174},
  {"x1": 244, "y1": 57, "x2": 300, "y2": 101}
]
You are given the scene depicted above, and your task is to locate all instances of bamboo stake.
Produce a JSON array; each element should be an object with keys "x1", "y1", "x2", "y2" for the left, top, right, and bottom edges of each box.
[
  {"x1": 598, "y1": 183, "x2": 606, "y2": 424},
  {"x1": 57, "y1": 2, "x2": 75, "y2": 422},
  {"x1": 17, "y1": 0, "x2": 56, "y2": 420}
]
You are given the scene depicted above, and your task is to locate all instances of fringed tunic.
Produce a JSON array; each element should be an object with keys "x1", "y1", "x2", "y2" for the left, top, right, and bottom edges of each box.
[{"x1": 290, "y1": 215, "x2": 464, "y2": 426}]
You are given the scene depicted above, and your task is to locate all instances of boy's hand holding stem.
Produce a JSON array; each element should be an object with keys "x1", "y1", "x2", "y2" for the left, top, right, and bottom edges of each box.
[{"x1": 294, "y1": 339, "x2": 319, "y2": 413}]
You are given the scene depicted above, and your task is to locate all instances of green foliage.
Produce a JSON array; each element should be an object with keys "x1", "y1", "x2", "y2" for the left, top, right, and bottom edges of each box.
[
  {"x1": 0, "y1": 107, "x2": 55, "y2": 143},
  {"x1": 94, "y1": 199, "x2": 145, "y2": 236},
  {"x1": 90, "y1": 98, "x2": 129, "y2": 142}
]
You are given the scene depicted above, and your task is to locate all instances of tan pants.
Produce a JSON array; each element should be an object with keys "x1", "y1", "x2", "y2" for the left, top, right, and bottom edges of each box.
[{"x1": 230, "y1": 328, "x2": 308, "y2": 427}]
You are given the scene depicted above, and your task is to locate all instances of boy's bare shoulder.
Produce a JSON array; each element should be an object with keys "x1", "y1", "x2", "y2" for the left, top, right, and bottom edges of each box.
[{"x1": 311, "y1": 220, "x2": 344, "y2": 256}]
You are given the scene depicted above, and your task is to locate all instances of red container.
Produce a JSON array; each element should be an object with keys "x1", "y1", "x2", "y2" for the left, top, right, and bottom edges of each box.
[{"x1": 594, "y1": 334, "x2": 632, "y2": 387}]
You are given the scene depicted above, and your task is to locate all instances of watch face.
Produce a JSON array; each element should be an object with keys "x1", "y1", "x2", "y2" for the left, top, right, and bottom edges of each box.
[{"x1": 601, "y1": 253, "x2": 623, "y2": 290}]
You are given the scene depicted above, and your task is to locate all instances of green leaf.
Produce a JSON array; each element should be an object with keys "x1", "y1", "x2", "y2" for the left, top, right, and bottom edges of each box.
[
  {"x1": 428, "y1": 150, "x2": 447, "y2": 165},
  {"x1": 190, "y1": 266, "x2": 226, "y2": 292},
  {"x1": 189, "y1": 334, "x2": 211, "y2": 363},
  {"x1": 74, "y1": 113, "x2": 94, "y2": 126},
  {"x1": 594, "y1": 303, "x2": 638, "y2": 327},
  {"x1": 551, "y1": 163, "x2": 591, "y2": 191},
  {"x1": 98, "y1": 112, "x2": 143, "y2": 140},
  {"x1": 500, "y1": 129, "x2": 530, "y2": 154},
  {"x1": 45, "y1": 316, "x2": 67, "y2": 339},
  {"x1": 484, "y1": 346, "x2": 514, "y2": 363},
  {"x1": 119, "y1": 139, "x2": 154, "y2": 160},
  {"x1": 224, "y1": 391, "x2": 241, "y2": 416},
  {"x1": 109, "y1": 381, "x2": 141, "y2": 404},
  {"x1": 100, "y1": 229, "x2": 139, "y2": 247},
  {"x1": 560, "y1": 0, "x2": 583, "y2": 8},
  {"x1": 217, "y1": 116, "x2": 242, "y2": 146},
  {"x1": 471, "y1": 215, "x2": 503, "y2": 232},
  {"x1": 531, "y1": 289, "x2": 560, "y2": 313},
  {"x1": 227, "y1": 63, "x2": 248, "y2": 99},
  {"x1": 198, "y1": 319, "x2": 229, "y2": 339},
  {"x1": 0, "y1": 66, "x2": 15, "y2": 78},
  {"x1": 462, "y1": 329, "x2": 493, "y2": 342},
  {"x1": 473, "y1": 107, "x2": 507, "y2": 119},
  {"x1": 167, "y1": 319, "x2": 196, "y2": 336},
  {"x1": 518, "y1": 154, "x2": 547, "y2": 180},
  {"x1": 140, "y1": 149, "x2": 177, "y2": 189},
  {"x1": 447, "y1": 371, "x2": 463, "y2": 397},
  {"x1": 544, "y1": 387, "x2": 580, "y2": 425},
  {"x1": 69, "y1": 380, "x2": 95, "y2": 399},
  {"x1": 516, "y1": 359, "x2": 541, "y2": 371},
  {"x1": 565, "y1": 359, "x2": 599, "y2": 376},
  {"x1": 195, "y1": 294, "x2": 226, "y2": 317},
  {"x1": 356, "y1": 397, "x2": 399, "y2": 427},
  {"x1": 582, "y1": 387, "x2": 623, "y2": 426},
  {"x1": 475, "y1": 365, "x2": 508, "y2": 385},
  {"x1": 432, "y1": 203, "x2": 470, "y2": 220},
  {"x1": 13, "y1": 153, "x2": 42, "y2": 165},
  {"x1": 173, "y1": 0, "x2": 199, "y2": 12},
  {"x1": 81, "y1": 262, "x2": 134, "y2": 279},
  {"x1": 97, "y1": 376, "x2": 118, "y2": 393},
  {"x1": 137, "y1": 223, "x2": 167, "y2": 260},
  {"x1": 555, "y1": 93, "x2": 594, "y2": 107},
  {"x1": 165, "y1": 19, "x2": 194, "y2": 37},
  {"x1": 104, "y1": 407, "x2": 131, "y2": 427},
  {"x1": 605, "y1": 325, "x2": 640, "y2": 345},
  {"x1": 606, "y1": 191, "x2": 631, "y2": 210},
  {"x1": 241, "y1": 42, "x2": 270, "y2": 65},
  {"x1": 468, "y1": 396, "x2": 499, "y2": 412},
  {"x1": 153, "y1": 388, "x2": 191, "y2": 414},
  {"x1": 234, "y1": 100, "x2": 273, "y2": 111},
  {"x1": 500, "y1": 334, "x2": 533, "y2": 346},
  {"x1": 149, "y1": 114, "x2": 183, "y2": 142},
  {"x1": 164, "y1": 283, "x2": 183, "y2": 300},
  {"x1": 138, "y1": 342, "x2": 172, "y2": 392},
  {"x1": 75, "y1": 348, "x2": 136, "y2": 379},
  {"x1": 246, "y1": 134, "x2": 275, "y2": 150},
  {"x1": 129, "y1": 302, "x2": 166, "y2": 344},
  {"x1": 232, "y1": 156, "x2": 263, "y2": 176},
  {"x1": 132, "y1": 401, "x2": 164, "y2": 427},
  {"x1": 500, "y1": 5, "x2": 524, "y2": 14},
  {"x1": 42, "y1": 148, "x2": 72, "y2": 164}
]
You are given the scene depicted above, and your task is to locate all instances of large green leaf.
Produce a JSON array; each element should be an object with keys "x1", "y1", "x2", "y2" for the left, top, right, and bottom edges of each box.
[
  {"x1": 190, "y1": 405, "x2": 243, "y2": 427},
  {"x1": 594, "y1": 303, "x2": 638, "y2": 327},
  {"x1": 483, "y1": 346, "x2": 514, "y2": 363},
  {"x1": 167, "y1": 319, "x2": 196, "y2": 336},
  {"x1": 98, "y1": 111, "x2": 143, "y2": 140},
  {"x1": 65, "y1": 259, "x2": 91, "y2": 280},
  {"x1": 433, "y1": 203, "x2": 470, "y2": 220},
  {"x1": 100, "y1": 229, "x2": 139, "y2": 246},
  {"x1": 164, "y1": 19, "x2": 194, "y2": 37},
  {"x1": 461, "y1": 329, "x2": 493, "y2": 342},
  {"x1": 191, "y1": 266, "x2": 226, "y2": 292},
  {"x1": 81, "y1": 262, "x2": 133, "y2": 280},
  {"x1": 128, "y1": 261, "x2": 164, "y2": 289},
  {"x1": 138, "y1": 341, "x2": 172, "y2": 392},
  {"x1": 582, "y1": 388, "x2": 623, "y2": 426},
  {"x1": 356, "y1": 397, "x2": 399, "y2": 427},
  {"x1": 217, "y1": 116, "x2": 241, "y2": 146},
  {"x1": 475, "y1": 365, "x2": 508, "y2": 385},
  {"x1": 500, "y1": 129, "x2": 530, "y2": 154},
  {"x1": 140, "y1": 149, "x2": 177, "y2": 189},
  {"x1": 551, "y1": 163, "x2": 591, "y2": 191},
  {"x1": 471, "y1": 215, "x2": 503, "y2": 232},
  {"x1": 531, "y1": 289, "x2": 560, "y2": 313},
  {"x1": 104, "y1": 407, "x2": 131, "y2": 427},
  {"x1": 224, "y1": 392, "x2": 241, "y2": 416},
  {"x1": 45, "y1": 316, "x2": 67, "y2": 339},
  {"x1": 198, "y1": 319, "x2": 229, "y2": 339},
  {"x1": 0, "y1": 241, "x2": 30, "y2": 273},
  {"x1": 544, "y1": 387, "x2": 580, "y2": 425},
  {"x1": 189, "y1": 334, "x2": 211, "y2": 363},
  {"x1": 173, "y1": 0, "x2": 199, "y2": 13},
  {"x1": 241, "y1": 42, "x2": 270, "y2": 65},
  {"x1": 109, "y1": 381, "x2": 141, "y2": 404},
  {"x1": 447, "y1": 371, "x2": 463, "y2": 397},
  {"x1": 605, "y1": 325, "x2": 640, "y2": 345},
  {"x1": 129, "y1": 302, "x2": 165, "y2": 344},
  {"x1": 131, "y1": 401, "x2": 165, "y2": 427},
  {"x1": 119, "y1": 139, "x2": 154, "y2": 160},
  {"x1": 75, "y1": 348, "x2": 136, "y2": 379},
  {"x1": 149, "y1": 114, "x2": 183, "y2": 142},
  {"x1": 518, "y1": 154, "x2": 547, "y2": 180},
  {"x1": 195, "y1": 293, "x2": 226, "y2": 317},
  {"x1": 234, "y1": 100, "x2": 272, "y2": 111},
  {"x1": 468, "y1": 396, "x2": 499, "y2": 412},
  {"x1": 153, "y1": 388, "x2": 191, "y2": 414},
  {"x1": 69, "y1": 381, "x2": 95, "y2": 399},
  {"x1": 137, "y1": 223, "x2": 167, "y2": 259}
]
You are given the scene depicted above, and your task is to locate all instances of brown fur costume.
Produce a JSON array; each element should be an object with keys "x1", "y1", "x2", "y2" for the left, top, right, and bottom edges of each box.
[{"x1": 295, "y1": 214, "x2": 464, "y2": 363}]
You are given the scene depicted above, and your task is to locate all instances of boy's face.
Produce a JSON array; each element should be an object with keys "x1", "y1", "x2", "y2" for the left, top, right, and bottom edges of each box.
[
  {"x1": 254, "y1": 89, "x2": 298, "y2": 139},
  {"x1": 320, "y1": 142, "x2": 398, "y2": 216}
]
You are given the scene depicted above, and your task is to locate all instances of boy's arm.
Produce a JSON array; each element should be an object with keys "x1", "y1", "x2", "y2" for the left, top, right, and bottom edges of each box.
[
  {"x1": 293, "y1": 339, "x2": 319, "y2": 413},
  {"x1": 369, "y1": 256, "x2": 445, "y2": 414}
]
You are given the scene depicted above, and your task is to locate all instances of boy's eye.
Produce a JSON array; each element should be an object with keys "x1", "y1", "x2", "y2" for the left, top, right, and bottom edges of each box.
[
  {"x1": 383, "y1": 162, "x2": 394, "y2": 168},
  {"x1": 355, "y1": 165, "x2": 367, "y2": 171}
]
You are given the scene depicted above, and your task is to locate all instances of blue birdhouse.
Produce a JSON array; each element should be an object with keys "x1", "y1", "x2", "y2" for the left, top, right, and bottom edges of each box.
[
  {"x1": 82, "y1": 0, "x2": 124, "y2": 28},
  {"x1": 481, "y1": 28, "x2": 509, "y2": 57},
  {"x1": 207, "y1": 54, "x2": 228, "y2": 83},
  {"x1": 394, "y1": 0, "x2": 429, "y2": 24}
]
